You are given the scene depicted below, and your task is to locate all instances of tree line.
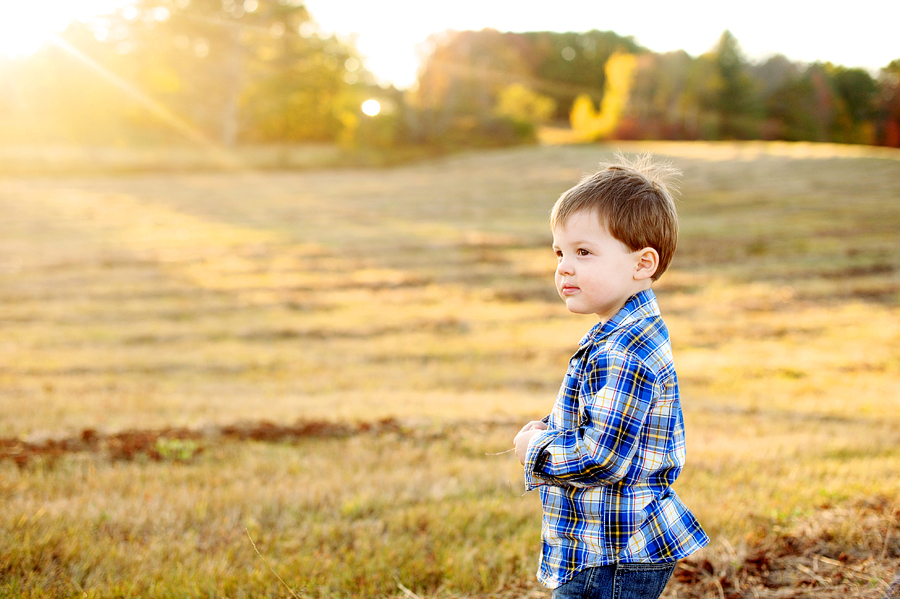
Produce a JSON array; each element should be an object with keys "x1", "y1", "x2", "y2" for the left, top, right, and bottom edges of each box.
[
  {"x1": 411, "y1": 28, "x2": 899, "y2": 147},
  {"x1": 1, "y1": 0, "x2": 898, "y2": 149}
]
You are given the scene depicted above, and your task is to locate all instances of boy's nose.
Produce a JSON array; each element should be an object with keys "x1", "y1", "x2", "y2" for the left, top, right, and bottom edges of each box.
[{"x1": 556, "y1": 259, "x2": 573, "y2": 276}]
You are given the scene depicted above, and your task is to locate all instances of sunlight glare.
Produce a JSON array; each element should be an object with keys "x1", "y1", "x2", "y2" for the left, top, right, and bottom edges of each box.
[
  {"x1": 0, "y1": 5, "x2": 61, "y2": 57},
  {"x1": 361, "y1": 99, "x2": 381, "y2": 116},
  {"x1": 0, "y1": 0, "x2": 127, "y2": 58}
]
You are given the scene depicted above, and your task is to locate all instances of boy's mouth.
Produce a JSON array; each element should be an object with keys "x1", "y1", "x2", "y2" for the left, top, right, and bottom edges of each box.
[{"x1": 560, "y1": 284, "x2": 579, "y2": 296}]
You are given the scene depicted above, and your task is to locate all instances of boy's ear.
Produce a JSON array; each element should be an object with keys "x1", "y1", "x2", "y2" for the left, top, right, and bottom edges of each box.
[{"x1": 634, "y1": 247, "x2": 659, "y2": 281}]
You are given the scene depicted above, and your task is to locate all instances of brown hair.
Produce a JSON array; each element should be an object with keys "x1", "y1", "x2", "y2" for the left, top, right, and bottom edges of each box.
[{"x1": 550, "y1": 153, "x2": 680, "y2": 281}]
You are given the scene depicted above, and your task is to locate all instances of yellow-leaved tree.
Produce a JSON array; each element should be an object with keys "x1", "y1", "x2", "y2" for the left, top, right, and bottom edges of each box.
[{"x1": 570, "y1": 52, "x2": 637, "y2": 141}]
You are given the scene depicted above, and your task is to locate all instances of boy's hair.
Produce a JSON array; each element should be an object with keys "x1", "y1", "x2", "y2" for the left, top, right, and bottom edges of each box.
[{"x1": 550, "y1": 153, "x2": 680, "y2": 281}]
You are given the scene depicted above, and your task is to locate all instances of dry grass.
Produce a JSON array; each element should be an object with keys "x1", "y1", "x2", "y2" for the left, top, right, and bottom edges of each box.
[{"x1": 1, "y1": 141, "x2": 899, "y2": 597}]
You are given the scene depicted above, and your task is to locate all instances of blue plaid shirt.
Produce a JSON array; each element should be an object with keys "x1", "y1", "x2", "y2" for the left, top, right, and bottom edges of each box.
[{"x1": 524, "y1": 290, "x2": 708, "y2": 588}]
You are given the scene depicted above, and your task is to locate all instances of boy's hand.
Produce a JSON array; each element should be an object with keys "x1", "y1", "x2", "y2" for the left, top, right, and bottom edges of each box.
[{"x1": 514, "y1": 421, "x2": 548, "y2": 465}]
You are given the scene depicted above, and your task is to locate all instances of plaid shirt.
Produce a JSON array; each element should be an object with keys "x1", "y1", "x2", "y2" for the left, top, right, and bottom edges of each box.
[{"x1": 524, "y1": 290, "x2": 708, "y2": 589}]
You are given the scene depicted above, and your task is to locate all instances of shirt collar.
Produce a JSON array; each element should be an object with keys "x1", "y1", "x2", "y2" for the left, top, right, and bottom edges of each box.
[{"x1": 578, "y1": 289, "x2": 660, "y2": 347}]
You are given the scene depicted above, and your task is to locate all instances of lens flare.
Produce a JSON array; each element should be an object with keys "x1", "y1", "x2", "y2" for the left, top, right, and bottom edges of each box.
[{"x1": 361, "y1": 99, "x2": 381, "y2": 116}]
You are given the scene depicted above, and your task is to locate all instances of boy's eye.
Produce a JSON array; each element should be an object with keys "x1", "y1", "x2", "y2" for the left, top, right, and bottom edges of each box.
[
  {"x1": 577, "y1": 248, "x2": 590, "y2": 256},
  {"x1": 554, "y1": 249, "x2": 563, "y2": 258}
]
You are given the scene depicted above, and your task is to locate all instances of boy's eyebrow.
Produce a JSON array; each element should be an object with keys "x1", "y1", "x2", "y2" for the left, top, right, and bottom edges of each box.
[{"x1": 555, "y1": 238, "x2": 598, "y2": 247}]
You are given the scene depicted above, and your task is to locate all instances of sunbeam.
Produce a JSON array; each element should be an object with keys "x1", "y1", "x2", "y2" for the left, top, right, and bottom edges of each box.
[{"x1": 47, "y1": 33, "x2": 241, "y2": 165}]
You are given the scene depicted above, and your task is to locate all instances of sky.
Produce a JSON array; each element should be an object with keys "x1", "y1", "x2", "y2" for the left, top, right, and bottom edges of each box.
[
  {"x1": 2, "y1": 0, "x2": 897, "y2": 89},
  {"x1": 303, "y1": 0, "x2": 899, "y2": 89}
]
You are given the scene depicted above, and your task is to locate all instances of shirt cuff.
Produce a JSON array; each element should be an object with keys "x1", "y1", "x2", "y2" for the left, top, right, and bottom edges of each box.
[{"x1": 523, "y1": 429, "x2": 556, "y2": 491}]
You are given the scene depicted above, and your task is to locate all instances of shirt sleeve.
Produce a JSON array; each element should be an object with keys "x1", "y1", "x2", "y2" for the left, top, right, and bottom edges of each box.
[{"x1": 524, "y1": 348, "x2": 657, "y2": 490}]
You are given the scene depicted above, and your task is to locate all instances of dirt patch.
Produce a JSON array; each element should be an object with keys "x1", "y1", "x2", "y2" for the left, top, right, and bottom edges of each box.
[{"x1": 0, "y1": 418, "x2": 405, "y2": 467}]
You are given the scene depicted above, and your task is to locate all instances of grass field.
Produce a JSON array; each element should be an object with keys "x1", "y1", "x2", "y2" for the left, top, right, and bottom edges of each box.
[{"x1": 1, "y1": 141, "x2": 899, "y2": 598}]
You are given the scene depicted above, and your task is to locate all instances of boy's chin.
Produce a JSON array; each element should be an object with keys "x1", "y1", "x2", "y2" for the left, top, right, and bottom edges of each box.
[{"x1": 563, "y1": 301, "x2": 592, "y2": 315}]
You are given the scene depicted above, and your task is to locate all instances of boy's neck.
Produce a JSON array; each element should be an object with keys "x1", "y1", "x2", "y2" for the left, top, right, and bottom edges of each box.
[{"x1": 596, "y1": 282, "x2": 653, "y2": 324}]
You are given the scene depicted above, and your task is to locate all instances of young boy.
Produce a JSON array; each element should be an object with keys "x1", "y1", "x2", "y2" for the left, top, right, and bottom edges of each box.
[{"x1": 514, "y1": 154, "x2": 708, "y2": 598}]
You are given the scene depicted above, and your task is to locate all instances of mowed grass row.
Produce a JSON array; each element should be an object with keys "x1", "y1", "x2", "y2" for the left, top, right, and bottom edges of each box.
[{"x1": 1, "y1": 141, "x2": 899, "y2": 597}]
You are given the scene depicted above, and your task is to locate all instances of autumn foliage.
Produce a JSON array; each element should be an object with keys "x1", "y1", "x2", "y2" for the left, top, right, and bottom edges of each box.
[{"x1": 0, "y1": 1, "x2": 897, "y2": 149}]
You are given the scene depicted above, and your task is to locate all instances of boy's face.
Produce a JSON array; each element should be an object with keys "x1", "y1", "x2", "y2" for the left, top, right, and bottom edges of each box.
[{"x1": 552, "y1": 210, "x2": 647, "y2": 322}]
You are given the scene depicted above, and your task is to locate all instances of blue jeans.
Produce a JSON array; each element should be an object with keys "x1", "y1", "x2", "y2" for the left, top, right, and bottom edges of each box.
[{"x1": 551, "y1": 562, "x2": 676, "y2": 599}]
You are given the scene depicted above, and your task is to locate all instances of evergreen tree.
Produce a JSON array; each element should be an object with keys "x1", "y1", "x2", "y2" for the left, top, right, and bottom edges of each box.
[{"x1": 710, "y1": 30, "x2": 758, "y2": 139}]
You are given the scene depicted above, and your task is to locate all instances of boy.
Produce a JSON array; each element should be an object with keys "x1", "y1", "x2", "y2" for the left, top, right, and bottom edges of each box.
[{"x1": 514, "y1": 154, "x2": 708, "y2": 598}]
